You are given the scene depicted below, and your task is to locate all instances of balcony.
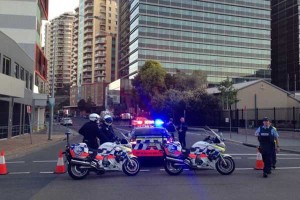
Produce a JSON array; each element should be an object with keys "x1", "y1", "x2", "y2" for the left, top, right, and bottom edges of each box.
[
  {"x1": 83, "y1": 42, "x2": 92, "y2": 47},
  {"x1": 83, "y1": 48, "x2": 92, "y2": 53},
  {"x1": 83, "y1": 74, "x2": 92, "y2": 78},
  {"x1": 95, "y1": 66, "x2": 105, "y2": 71},
  {"x1": 95, "y1": 38, "x2": 106, "y2": 44},
  {"x1": 95, "y1": 46, "x2": 106, "y2": 51},
  {"x1": 95, "y1": 53, "x2": 106, "y2": 58},
  {"x1": 84, "y1": 28, "x2": 93, "y2": 34},
  {"x1": 83, "y1": 67, "x2": 92, "y2": 72},
  {"x1": 84, "y1": 22, "x2": 93, "y2": 28},
  {"x1": 85, "y1": 3, "x2": 93, "y2": 9},
  {"x1": 95, "y1": 73, "x2": 105, "y2": 78},
  {"x1": 95, "y1": 59, "x2": 106, "y2": 64},
  {"x1": 84, "y1": 16, "x2": 94, "y2": 23},
  {"x1": 83, "y1": 62, "x2": 92, "y2": 67}
]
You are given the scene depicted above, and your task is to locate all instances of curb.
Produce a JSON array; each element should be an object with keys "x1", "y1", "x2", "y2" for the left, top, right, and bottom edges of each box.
[{"x1": 225, "y1": 138, "x2": 300, "y2": 154}]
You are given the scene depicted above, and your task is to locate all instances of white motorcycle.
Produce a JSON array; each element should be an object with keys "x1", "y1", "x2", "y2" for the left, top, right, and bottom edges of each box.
[
  {"x1": 64, "y1": 132, "x2": 140, "y2": 180},
  {"x1": 163, "y1": 126, "x2": 235, "y2": 176}
]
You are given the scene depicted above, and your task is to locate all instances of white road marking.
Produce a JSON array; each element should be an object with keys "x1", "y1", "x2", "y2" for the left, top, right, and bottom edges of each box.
[
  {"x1": 9, "y1": 172, "x2": 30, "y2": 174},
  {"x1": 33, "y1": 160, "x2": 57, "y2": 163},
  {"x1": 6, "y1": 161, "x2": 25, "y2": 164},
  {"x1": 276, "y1": 167, "x2": 300, "y2": 169},
  {"x1": 230, "y1": 154, "x2": 300, "y2": 156},
  {"x1": 247, "y1": 157, "x2": 300, "y2": 160},
  {"x1": 40, "y1": 172, "x2": 54, "y2": 174}
]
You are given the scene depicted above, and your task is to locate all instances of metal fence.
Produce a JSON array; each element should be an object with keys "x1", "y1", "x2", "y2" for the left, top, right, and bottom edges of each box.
[
  {"x1": 194, "y1": 107, "x2": 300, "y2": 131},
  {"x1": 0, "y1": 123, "x2": 47, "y2": 139}
]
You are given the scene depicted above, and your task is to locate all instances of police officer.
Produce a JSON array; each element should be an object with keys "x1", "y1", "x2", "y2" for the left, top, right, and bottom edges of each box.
[
  {"x1": 255, "y1": 117, "x2": 280, "y2": 178},
  {"x1": 177, "y1": 117, "x2": 188, "y2": 148},
  {"x1": 165, "y1": 118, "x2": 176, "y2": 139},
  {"x1": 79, "y1": 113, "x2": 101, "y2": 160},
  {"x1": 99, "y1": 115, "x2": 117, "y2": 144}
]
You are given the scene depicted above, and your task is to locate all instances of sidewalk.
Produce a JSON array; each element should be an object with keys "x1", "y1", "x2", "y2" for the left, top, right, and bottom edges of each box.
[
  {"x1": 0, "y1": 126, "x2": 77, "y2": 160},
  {"x1": 222, "y1": 131, "x2": 300, "y2": 154}
]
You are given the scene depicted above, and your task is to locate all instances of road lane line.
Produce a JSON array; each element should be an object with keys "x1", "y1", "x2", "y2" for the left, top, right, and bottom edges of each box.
[
  {"x1": 40, "y1": 172, "x2": 54, "y2": 174},
  {"x1": 276, "y1": 167, "x2": 300, "y2": 169},
  {"x1": 6, "y1": 161, "x2": 25, "y2": 164},
  {"x1": 9, "y1": 172, "x2": 30, "y2": 174},
  {"x1": 247, "y1": 157, "x2": 300, "y2": 160},
  {"x1": 231, "y1": 154, "x2": 300, "y2": 156},
  {"x1": 33, "y1": 160, "x2": 57, "y2": 163}
]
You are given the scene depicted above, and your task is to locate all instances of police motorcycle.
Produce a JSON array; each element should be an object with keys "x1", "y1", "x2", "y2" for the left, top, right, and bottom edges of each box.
[
  {"x1": 64, "y1": 130, "x2": 140, "y2": 180},
  {"x1": 162, "y1": 126, "x2": 235, "y2": 176}
]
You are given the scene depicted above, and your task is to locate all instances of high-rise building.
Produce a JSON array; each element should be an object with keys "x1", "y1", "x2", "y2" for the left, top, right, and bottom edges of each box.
[
  {"x1": 118, "y1": 0, "x2": 271, "y2": 110},
  {"x1": 271, "y1": 0, "x2": 299, "y2": 91},
  {"x1": 45, "y1": 13, "x2": 75, "y2": 105},
  {"x1": 0, "y1": 0, "x2": 48, "y2": 94},
  {"x1": 70, "y1": 0, "x2": 118, "y2": 108}
]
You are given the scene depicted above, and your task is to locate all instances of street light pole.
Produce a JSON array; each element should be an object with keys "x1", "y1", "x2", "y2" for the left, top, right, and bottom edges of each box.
[{"x1": 48, "y1": 21, "x2": 57, "y2": 140}]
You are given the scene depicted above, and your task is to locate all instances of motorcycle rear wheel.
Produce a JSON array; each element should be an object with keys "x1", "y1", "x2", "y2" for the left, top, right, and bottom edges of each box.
[
  {"x1": 122, "y1": 157, "x2": 140, "y2": 176},
  {"x1": 68, "y1": 164, "x2": 89, "y2": 180},
  {"x1": 164, "y1": 160, "x2": 183, "y2": 176},
  {"x1": 216, "y1": 156, "x2": 235, "y2": 175}
]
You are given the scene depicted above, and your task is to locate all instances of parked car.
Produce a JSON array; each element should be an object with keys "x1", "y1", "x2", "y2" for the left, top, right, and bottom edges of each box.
[{"x1": 61, "y1": 118, "x2": 73, "y2": 126}]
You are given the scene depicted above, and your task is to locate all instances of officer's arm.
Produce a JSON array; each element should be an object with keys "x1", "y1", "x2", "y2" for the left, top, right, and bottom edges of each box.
[
  {"x1": 272, "y1": 129, "x2": 280, "y2": 148},
  {"x1": 255, "y1": 127, "x2": 260, "y2": 136}
]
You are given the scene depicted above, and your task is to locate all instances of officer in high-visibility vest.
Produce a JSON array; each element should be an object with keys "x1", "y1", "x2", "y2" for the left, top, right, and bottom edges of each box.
[{"x1": 255, "y1": 117, "x2": 280, "y2": 178}]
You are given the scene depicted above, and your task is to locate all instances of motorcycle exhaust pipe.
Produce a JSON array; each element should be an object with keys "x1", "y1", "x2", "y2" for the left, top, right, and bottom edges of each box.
[
  {"x1": 165, "y1": 156, "x2": 184, "y2": 163},
  {"x1": 70, "y1": 159, "x2": 91, "y2": 166}
]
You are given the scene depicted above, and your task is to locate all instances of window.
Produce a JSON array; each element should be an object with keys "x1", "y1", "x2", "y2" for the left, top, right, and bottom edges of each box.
[
  {"x1": 108, "y1": 20, "x2": 111, "y2": 23},
  {"x1": 109, "y1": 7, "x2": 111, "y2": 11},
  {"x1": 25, "y1": 71, "x2": 29, "y2": 89},
  {"x1": 15, "y1": 63, "x2": 20, "y2": 78},
  {"x1": 108, "y1": 26, "x2": 111, "y2": 30},
  {"x1": 2, "y1": 56, "x2": 11, "y2": 76},
  {"x1": 109, "y1": 13, "x2": 111, "y2": 17},
  {"x1": 29, "y1": 74, "x2": 33, "y2": 90},
  {"x1": 20, "y1": 67, "x2": 24, "y2": 80}
]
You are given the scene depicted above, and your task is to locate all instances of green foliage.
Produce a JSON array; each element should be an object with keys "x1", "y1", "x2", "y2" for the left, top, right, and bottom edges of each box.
[
  {"x1": 217, "y1": 77, "x2": 238, "y2": 109},
  {"x1": 132, "y1": 60, "x2": 167, "y2": 110}
]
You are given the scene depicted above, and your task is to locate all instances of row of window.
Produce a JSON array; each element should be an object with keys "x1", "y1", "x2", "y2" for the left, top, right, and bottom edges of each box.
[
  {"x1": 139, "y1": 16, "x2": 270, "y2": 36},
  {"x1": 137, "y1": 38, "x2": 270, "y2": 59},
  {"x1": 139, "y1": 4, "x2": 270, "y2": 28},
  {"x1": 134, "y1": 49, "x2": 270, "y2": 67},
  {"x1": 140, "y1": 0, "x2": 270, "y2": 19},
  {"x1": 1, "y1": 54, "x2": 33, "y2": 90},
  {"x1": 138, "y1": 27, "x2": 270, "y2": 48}
]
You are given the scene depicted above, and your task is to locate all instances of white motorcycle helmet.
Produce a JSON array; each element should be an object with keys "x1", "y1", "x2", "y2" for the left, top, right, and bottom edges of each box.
[
  {"x1": 103, "y1": 115, "x2": 113, "y2": 126},
  {"x1": 89, "y1": 113, "x2": 100, "y2": 122}
]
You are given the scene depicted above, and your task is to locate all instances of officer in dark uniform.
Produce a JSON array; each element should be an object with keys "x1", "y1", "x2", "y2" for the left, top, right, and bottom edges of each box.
[
  {"x1": 98, "y1": 115, "x2": 117, "y2": 144},
  {"x1": 78, "y1": 113, "x2": 101, "y2": 160},
  {"x1": 255, "y1": 117, "x2": 280, "y2": 178},
  {"x1": 176, "y1": 117, "x2": 188, "y2": 148}
]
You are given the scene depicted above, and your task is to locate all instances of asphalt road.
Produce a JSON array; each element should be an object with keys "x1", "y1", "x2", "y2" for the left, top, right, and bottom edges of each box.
[{"x1": 1, "y1": 118, "x2": 300, "y2": 200}]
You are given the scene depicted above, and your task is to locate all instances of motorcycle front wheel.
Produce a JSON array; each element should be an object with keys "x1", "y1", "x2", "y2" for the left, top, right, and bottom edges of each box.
[
  {"x1": 68, "y1": 164, "x2": 89, "y2": 180},
  {"x1": 216, "y1": 156, "x2": 235, "y2": 175},
  {"x1": 122, "y1": 157, "x2": 140, "y2": 176},
  {"x1": 164, "y1": 160, "x2": 183, "y2": 176}
]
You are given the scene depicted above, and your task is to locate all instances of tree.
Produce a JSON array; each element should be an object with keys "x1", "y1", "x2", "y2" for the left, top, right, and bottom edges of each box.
[
  {"x1": 217, "y1": 77, "x2": 238, "y2": 110},
  {"x1": 132, "y1": 60, "x2": 167, "y2": 110},
  {"x1": 77, "y1": 99, "x2": 86, "y2": 111},
  {"x1": 85, "y1": 96, "x2": 96, "y2": 113}
]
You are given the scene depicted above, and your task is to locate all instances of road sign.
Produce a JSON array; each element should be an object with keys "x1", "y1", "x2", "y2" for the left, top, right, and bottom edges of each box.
[{"x1": 27, "y1": 105, "x2": 32, "y2": 114}]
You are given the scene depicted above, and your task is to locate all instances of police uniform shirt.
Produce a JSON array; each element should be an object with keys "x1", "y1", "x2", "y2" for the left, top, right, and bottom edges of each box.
[{"x1": 255, "y1": 126, "x2": 279, "y2": 138}]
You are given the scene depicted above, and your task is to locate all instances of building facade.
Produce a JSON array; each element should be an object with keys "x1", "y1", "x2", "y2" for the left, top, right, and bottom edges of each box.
[
  {"x1": 271, "y1": 0, "x2": 299, "y2": 92},
  {"x1": 0, "y1": 0, "x2": 48, "y2": 94},
  {"x1": 118, "y1": 0, "x2": 271, "y2": 111},
  {"x1": 70, "y1": 0, "x2": 118, "y2": 108},
  {"x1": 0, "y1": 0, "x2": 49, "y2": 133},
  {"x1": 45, "y1": 13, "x2": 75, "y2": 106},
  {"x1": 0, "y1": 31, "x2": 34, "y2": 139}
]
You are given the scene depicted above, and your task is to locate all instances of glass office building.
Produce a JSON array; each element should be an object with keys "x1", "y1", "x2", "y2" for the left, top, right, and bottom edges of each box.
[
  {"x1": 271, "y1": 0, "x2": 299, "y2": 91},
  {"x1": 119, "y1": 0, "x2": 271, "y2": 85}
]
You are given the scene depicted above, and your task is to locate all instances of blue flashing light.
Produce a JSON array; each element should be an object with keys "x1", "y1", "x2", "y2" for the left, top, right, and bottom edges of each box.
[{"x1": 154, "y1": 119, "x2": 164, "y2": 127}]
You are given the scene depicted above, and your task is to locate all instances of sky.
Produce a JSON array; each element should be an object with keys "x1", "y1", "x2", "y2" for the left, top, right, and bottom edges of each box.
[
  {"x1": 48, "y1": 0, "x2": 79, "y2": 20},
  {"x1": 42, "y1": 0, "x2": 79, "y2": 46}
]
